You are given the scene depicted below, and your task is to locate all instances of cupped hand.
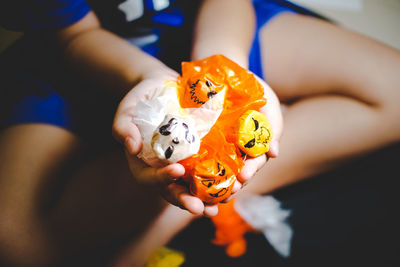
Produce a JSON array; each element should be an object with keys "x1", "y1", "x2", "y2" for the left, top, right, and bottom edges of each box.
[
  {"x1": 235, "y1": 75, "x2": 283, "y2": 188},
  {"x1": 112, "y1": 69, "x2": 218, "y2": 217}
]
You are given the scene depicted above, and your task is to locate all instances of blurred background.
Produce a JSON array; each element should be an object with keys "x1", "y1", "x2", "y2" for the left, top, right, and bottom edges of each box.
[
  {"x1": 291, "y1": 0, "x2": 400, "y2": 49},
  {"x1": 1, "y1": 0, "x2": 400, "y2": 52}
]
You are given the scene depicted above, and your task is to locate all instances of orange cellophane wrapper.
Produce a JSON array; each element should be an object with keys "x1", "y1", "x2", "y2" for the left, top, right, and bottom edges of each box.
[
  {"x1": 211, "y1": 199, "x2": 254, "y2": 258},
  {"x1": 178, "y1": 55, "x2": 267, "y2": 204},
  {"x1": 180, "y1": 127, "x2": 243, "y2": 204}
]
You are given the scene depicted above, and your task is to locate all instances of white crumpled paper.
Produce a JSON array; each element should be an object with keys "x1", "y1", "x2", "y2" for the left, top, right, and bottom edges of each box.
[
  {"x1": 132, "y1": 81, "x2": 226, "y2": 167},
  {"x1": 235, "y1": 194, "x2": 293, "y2": 258}
]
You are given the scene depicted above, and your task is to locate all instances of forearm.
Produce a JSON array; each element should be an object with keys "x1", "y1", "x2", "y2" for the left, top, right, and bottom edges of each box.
[
  {"x1": 56, "y1": 12, "x2": 172, "y2": 95},
  {"x1": 64, "y1": 30, "x2": 168, "y2": 93},
  {"x1": 191, "y1": 0, "x2": 255, "y2": 67}
]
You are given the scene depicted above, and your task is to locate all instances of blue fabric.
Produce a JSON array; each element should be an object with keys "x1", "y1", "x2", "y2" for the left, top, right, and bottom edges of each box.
[
  {"x1": 0, "y1": 0, "x2": 91, "y2": 31},
  {"x1": 2, "y1": 0, "x2": 320, "y2": 133},
  {"x1": 7, "y1": 93, "x2": 71, "y2": 129},
  {"x1": 249, "y1": 0, "x2": 322, "y2": 80},
  {"x1": 151, "y1": 9, "x2": 185, "y2": 27},
  {"x1": 2, "y1": 73, "x2": 73, "y2": 130},
  {"x1": 249, "y1": 1, "x2": 296, "y2": 80}
]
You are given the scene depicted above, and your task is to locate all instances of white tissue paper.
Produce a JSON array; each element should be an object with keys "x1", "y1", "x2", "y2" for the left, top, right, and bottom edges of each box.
[
  {"x1": 132, "y1": 81, "x2": 226, "y2": 167},
  {"x1": 235, "y1": 194, "x2": 293, "y2": 258}
]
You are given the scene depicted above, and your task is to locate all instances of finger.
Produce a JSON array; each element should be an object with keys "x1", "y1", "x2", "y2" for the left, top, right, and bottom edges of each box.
[
  {"x1": 255, "y1": 76, "x2": 284, "y2": 158},
  {"x1": 203, "y1": 205, "x2": 219, "y2": 217},
  {"x1": 221, "y1": 180, "x2": 242, "y2": 204},
  {"x1": 231, "y1": 180, "x2": 242, "y2": 194},
  {"x1": 127, "y1": 154, "x2": 185, "y2": 185},
  {"x1": 238, "y1": 153, "x2": 267, "y2": 183},
  {"x1": 162, "y1": 183, "x2": 204, "y2": 215},
  {"x1": 140, "y1": 163, "x2": 185, "y2": 184},
  {"x1": 221, "y1": 193, "x2": 236, "y2": 203},
  {"x1": 141, "y1": 165, "x2": 185, "y2": 185},
  {"x1": 112, "y1": 79, "x2": 165, "y2": 150},
  {"x1": 112, "y1": 109, "x2": 142, "y2": 154}
]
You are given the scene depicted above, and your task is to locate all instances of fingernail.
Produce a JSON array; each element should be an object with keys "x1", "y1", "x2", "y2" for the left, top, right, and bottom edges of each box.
[{"x1": 125, "y1": 137, "x2": 139, "y2": 154}]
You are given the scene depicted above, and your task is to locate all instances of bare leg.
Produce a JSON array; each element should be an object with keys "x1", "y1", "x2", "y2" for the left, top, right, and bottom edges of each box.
[
  {"x1": 0, "y1": 124, "x2": 194, "y2": 266},
  {"x1": 244, "y1": 13, "x2": 400, "y2": 194},
  {"x1": 0, "y1": 124, "x2": 81, "y2": 265},
  {"x1": 103, "y1": 14, "x2": 400, "y2": 266},
  {"x1": 51, "y1": 145, "x2": 195, "y2": 267}
]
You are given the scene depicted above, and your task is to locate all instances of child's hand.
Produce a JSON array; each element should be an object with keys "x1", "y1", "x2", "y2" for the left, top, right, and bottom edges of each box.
[
  {"x1": 236, "y1": 76, "x2": 283, "y2": 190},
  {"x1": 112, "y1": 71, "x2": 219, "y2": 217}
]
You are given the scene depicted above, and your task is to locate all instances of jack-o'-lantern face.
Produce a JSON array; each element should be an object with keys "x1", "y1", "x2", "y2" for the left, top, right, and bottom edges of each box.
[
  {"x1": 236, "y1": 110, "x2": 273, "y2": 157},
  {"x1": 181, "y1": 73, "x2": 226, "y2": 108},
  {"x1": 190, "y1": 159, "x2": 236, "y2": 204},
  {"x1": 152, "y1": 115, "x2": 200, "y2": 163}
]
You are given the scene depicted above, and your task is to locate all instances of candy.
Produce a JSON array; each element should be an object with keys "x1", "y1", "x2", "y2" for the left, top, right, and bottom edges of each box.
[
  {"x1": 152, "y1": 114, "x2": 200, "y2": 163},
  {"x1": 236, "y1": 110, "x2": 273, "y2": 157},
  {"x1": 189, "y1": 159, "x2": 236, "y2": 204},
  {"x1": 179, "y1": 55, "x2": 272, "y2": 203}
]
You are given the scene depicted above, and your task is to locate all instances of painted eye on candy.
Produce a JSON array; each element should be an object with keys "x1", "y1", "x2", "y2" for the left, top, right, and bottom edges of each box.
[
  {"x1": 244, "y1": 138, "x2": 256, "y2": 149},
  {"x1": 252, "y1": 118, "x2": 259, "y2": 131},
  {"x1": 207, "y1": 91, "x2": 217, "y2": 98},
  {"x1": 217, "y1": 162, "x2": 226, "y2": 176},
  {"x1": 165, "y1": 146, "x2": 174, "y2": 159},
  {"x1": 201, "y1": 179, "x2": 215, "y2": 188},
  {"x1": 159, "y1": 118, "x2": 178, "y2": 135},
  {"x1": 182, "y1": 123, "x2": 195, "y2": 144}
]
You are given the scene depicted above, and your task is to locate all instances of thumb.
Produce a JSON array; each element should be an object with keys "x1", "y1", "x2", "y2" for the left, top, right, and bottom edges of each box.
[
  {"x1": 256, "y1": 76, "x2": 284, "y2": 158},
  {"x1": 112, "y1": 108, "x2": 142, "y2": 155}
]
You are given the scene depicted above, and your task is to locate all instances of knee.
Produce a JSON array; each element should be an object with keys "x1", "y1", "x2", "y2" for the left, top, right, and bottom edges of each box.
[{"x1": 0, "y1": 211, "x2": 57, "y2": 266}]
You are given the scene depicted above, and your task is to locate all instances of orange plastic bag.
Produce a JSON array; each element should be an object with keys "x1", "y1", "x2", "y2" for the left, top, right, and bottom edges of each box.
[
  {"x1": 178, "y1": 55, "x2": 268, "y2": 204},
  {"x1": 211, "y1": 199, "x2": 254, "y2": 257}
]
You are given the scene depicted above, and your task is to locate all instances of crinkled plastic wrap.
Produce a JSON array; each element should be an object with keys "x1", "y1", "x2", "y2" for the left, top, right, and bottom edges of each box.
[
  {"x1": 211, "y1": 199, "x2": 254, "y2": 258},
  {"x1": 179, "y1": 55, "x2": 269, "y2": 204},
  {"x1": 212, "y1": 194, "x2": 292, "y2": 258},
  {"x1": 132, "y1": 80, "x2": 225, "y2": 167},
  {"x1": 132, "y1": 54, "x2": 271, "y2": 203},
  {"x1": 234, "y1": 194, "x2": 293, "y2": 258}
]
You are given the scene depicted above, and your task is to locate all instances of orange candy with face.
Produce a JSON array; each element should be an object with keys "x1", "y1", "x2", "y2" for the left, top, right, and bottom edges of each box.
[
  {"x1": 178, "y1": 55, "x2": 272, "y2": 204},
  {"x1": 190, "y1": 159, "x2": 236, "y2": 204},
  {"x1": 180, "y1": 73, "x2": 226, "y2": 108},
  {"x1": 180, "y1": 126, "x2": 243, "y2": 205}
]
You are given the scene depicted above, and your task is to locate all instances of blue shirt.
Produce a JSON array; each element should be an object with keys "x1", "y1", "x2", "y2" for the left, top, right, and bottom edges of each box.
[
  {"x1": 0, "y1": 0, "x2": 198, "y2": 33},
  {"x1": 0, "y1": 0, "x2": 91, "y2": 30}
]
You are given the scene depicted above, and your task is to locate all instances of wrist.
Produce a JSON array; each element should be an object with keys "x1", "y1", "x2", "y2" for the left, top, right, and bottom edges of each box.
[
  {"x1": 191, "y1": 43, "x2": 249, "y2": 69},
  {"x1": 121, "y1": 59, "x2": 178, "y2": 95},
  {"x1": 141, "y1": 63, "x2": 179, "y2": 81}
]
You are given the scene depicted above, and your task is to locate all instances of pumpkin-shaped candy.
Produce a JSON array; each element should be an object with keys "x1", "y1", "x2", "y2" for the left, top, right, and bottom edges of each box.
[
  {"x1": 236, "y1": 110, "x2": 273, "y2": 157},
  {"x1": 190, "y1": 159, "x2": 236, "y2": 204}
]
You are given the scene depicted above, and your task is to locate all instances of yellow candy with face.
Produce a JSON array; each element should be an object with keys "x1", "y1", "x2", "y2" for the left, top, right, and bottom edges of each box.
[{"x1": 236, "y1": 110, "x2": 273, "y2": 157}]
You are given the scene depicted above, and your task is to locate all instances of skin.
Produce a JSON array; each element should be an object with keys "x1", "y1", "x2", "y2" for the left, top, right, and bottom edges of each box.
[
  {"x1": 112, "y1": 0, "x2": 283, "y2": 218},
  {"x1": 1, "y1": 0, "x2": 400, "y2": 266}
]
